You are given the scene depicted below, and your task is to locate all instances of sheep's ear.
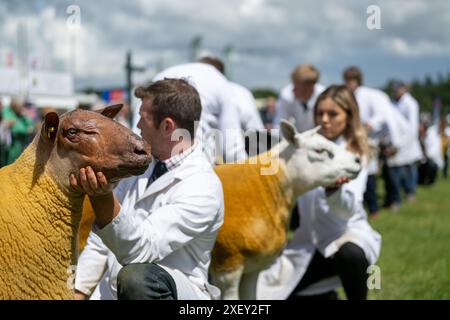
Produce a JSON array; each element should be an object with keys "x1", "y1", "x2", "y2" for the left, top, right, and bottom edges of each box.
[
  {"x1": 308, "y1": 126, "x2": 321, "y2": 135},
  {"x1": 41, "y1": 112, "x2": 59, "y2": 144},
  {"x1": 96, "y1": 103, "x2": 123, "y2": 119},
  {"x1": 280, "y1": 119, "x2": 300, "y2": 147}
]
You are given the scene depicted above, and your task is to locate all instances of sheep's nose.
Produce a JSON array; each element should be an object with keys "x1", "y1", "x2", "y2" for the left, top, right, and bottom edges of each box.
[
  {"x1": 134, "y1": 144, "x2": 147, "y2": 155},
  {"x1": 131, "y1": 135, "x2": 150, "y2": 155}
]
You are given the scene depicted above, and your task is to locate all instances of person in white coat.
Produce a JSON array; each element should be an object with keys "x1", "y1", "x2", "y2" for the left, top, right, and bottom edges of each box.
[
  {"x1": 198, "y1": 56, "x2": 264, "y2": 133},
  {"x1": 343, "y1": 66, "x2": 410, "y2": 215},
  {"x1": 151, "y1": 62, "x2": 247, "y2": 164},
  {"x1": 198, "y1": 56, "x2": 266, "y2": 155},
  {"x1": 418, "y1": 120, "x2": 444, "y2": 184},
  {"x1": 273, "y1": 64, "x2": 326, "y2": 133},
  {"x1": 388, "y1": 81, "x2": 423, "y2": 202},
  {"x1": 258, "y1": 85, "x2": 381, "y2": 300},
  {"x1": 72, "y1": 79, "x2": 224, "y2": 300}
]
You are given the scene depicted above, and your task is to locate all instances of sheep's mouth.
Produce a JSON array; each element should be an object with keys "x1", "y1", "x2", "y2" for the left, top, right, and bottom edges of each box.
[
  {"x1": 345, "y1": 169, "x2": 361, "y2": 178},
  {"x1": 116, "y1": 159, "x2": 152, "y2": 176}
]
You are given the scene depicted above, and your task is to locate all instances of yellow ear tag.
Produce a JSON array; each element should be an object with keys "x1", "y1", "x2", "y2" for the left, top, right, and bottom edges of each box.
[{"x1": 47, "y1": 126, "x2": 55, "y2": 139}]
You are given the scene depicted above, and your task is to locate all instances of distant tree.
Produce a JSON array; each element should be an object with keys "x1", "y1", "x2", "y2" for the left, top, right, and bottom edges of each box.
[
  {"x1": 251, "y1": 88, "x2": 278, "y2": 99},
  {"x1": 384, "y1": 72, "x2": 450, "y2": 116}
]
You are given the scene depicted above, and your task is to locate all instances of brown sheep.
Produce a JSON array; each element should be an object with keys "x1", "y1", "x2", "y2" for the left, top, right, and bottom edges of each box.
[{"x1": 0, "y1": 105, "x2": 152, "y2": 299}]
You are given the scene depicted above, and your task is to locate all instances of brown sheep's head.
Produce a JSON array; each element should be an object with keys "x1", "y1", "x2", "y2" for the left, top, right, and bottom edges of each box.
[{"x1": 39, "y1": 104, "x2": 152, "y2": 188}]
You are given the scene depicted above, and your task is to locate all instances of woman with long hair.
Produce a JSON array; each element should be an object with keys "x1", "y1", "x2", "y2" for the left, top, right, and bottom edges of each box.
[{"x1": 258, "y1": 85, "x2": 381, "y2": 300}]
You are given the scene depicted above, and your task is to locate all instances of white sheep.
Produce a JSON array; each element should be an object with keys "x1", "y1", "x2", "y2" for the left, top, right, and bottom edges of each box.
[
  {"x1": 0, "y1": 105, "x2": 151, "y2": 299},
  {"x1": 210, "y1": 120, "x2": 361, "y2": 299}
]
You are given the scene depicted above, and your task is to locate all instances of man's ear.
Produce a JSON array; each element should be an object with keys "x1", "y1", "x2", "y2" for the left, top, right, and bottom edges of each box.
[
  {"x1": 96, "y1": 103, "x2": 123, "y2": 119},
  {"x1": 163, "y1": 117, "x2": 177, "y2": 134},
  {"x1": 280, "y1": 119, "x2": 300, "y2": 147},
  {"x1": 41, "y1": 112, "x2": 59, "y2": 144}
]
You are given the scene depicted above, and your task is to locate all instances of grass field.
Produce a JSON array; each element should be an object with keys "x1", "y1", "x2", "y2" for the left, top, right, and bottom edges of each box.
[{"x1": 365, "y1": 177, "x2": 450, "y2": 300}]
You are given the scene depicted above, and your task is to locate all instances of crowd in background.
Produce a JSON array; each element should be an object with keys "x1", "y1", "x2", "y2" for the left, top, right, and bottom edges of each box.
[
  {"x1": 257, "y1": 66, "x2": 450, "y2": 217},
  {"x1": 1, "y1": 63, "x2": 450, "y2": 214},
  {"x1": 1, "y1": 60, "x2": 450, "y2": 300}
]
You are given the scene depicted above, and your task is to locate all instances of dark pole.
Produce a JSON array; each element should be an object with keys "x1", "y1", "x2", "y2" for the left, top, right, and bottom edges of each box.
[
  {"x1": 125, "y1": 50, "x2": 145, "y2": 127},
  {"x1": 125, "y1": 51, "x2": 132, "y2": 124},
  {"x1": 190, "y1": 35, "x2": 202, "y2": 62}
]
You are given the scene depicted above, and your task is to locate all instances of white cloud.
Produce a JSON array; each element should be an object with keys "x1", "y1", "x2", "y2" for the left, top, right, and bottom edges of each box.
[
  {"x1": 0, "y1": 0, "x2": 449, "y2": 90},
  {"x1": 383, "y1": 37, "x2": 450, "y2": 57}
]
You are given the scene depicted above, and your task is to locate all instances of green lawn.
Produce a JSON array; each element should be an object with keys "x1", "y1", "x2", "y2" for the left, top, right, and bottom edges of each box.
[{"x1": 366, "y1": 177, "x2": 450, "y2": 299}]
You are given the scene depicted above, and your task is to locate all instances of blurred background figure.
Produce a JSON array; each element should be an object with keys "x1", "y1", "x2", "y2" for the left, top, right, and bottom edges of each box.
[
  {"x1": 343, "y1": 66, "x2": 410, "y2": 215},
  {"x1": 418, "y1": 119, "x2": 443, "y2": 185},
  {"x1": 260, "y1": 95, "x2": 277, "y2": 130},
  {"x1": 0, "y1": 98, "x2": 12, "y2": 167},
  {"x1": 273, "y1": 64, "x2": 325, "y2": 133},
  {"x1": 439, "y1": 117, "x2": 450, "y2": 179},
  {"x1": 389, "y1": 80, "x2": 423, "y2": 204},
  {"x1": 198, "y1": 56, "x2": 264, "y2": 155},
  {"x1": 150, "y1": 62, "x2": 246, "y2": 164},
  {"x1": 1, "y1": 96, "x2": 35, "y2": 166},
  {"x1": 199, "y1": 56, "x2": 264, "y2": 133}
]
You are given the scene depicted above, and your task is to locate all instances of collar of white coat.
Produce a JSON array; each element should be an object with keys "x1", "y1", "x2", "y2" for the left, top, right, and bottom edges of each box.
[
  {"x1": 333, "y1": 135, "x2": 346, "y2": 147},
  {"x1": 136, "y1": 141, "x2": 212, "y2": 202}
]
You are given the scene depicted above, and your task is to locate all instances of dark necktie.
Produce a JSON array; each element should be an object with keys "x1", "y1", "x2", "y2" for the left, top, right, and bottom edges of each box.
[
  {"x1": 146, "y1": 160, "x2": 168, "y2": 188},
  {"x1": 301, "y1": 101, "x2": 308, "y2": 112}
]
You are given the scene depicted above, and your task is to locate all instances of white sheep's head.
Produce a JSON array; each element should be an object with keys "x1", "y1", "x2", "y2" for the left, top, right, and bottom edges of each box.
[
  {"x1": 279, "y1": 120, "x2": 361, "y2": 195},
  {"x1": 35, "y1": 104, "x2": 152, "y2": 191}
]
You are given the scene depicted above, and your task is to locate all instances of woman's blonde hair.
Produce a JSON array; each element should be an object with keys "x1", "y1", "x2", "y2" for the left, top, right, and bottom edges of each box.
[{"x1": 314, "y1": 85, "x2": 369, "y2": 157}]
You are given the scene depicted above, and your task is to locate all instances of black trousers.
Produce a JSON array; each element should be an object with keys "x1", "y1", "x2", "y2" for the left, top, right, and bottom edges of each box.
[
  {"x1": 117, "y1": 263, "x2": 178, "y2": 300},
  {"x1": 364, "y1": 174, "x2": 379, "y2": 214},
  {"x1": 288, "y1": 242, "x2": 370, "y2": 300}
]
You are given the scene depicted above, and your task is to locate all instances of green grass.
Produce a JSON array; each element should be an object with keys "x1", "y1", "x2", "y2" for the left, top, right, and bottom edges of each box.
[{"x1": 366, "y1": 177, "x2": 450, "y2": 299}]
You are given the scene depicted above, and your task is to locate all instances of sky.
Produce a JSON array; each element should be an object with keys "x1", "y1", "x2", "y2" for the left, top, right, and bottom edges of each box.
[{"x1": 1, "y1": 0, "x2": 449, "y2": 92}]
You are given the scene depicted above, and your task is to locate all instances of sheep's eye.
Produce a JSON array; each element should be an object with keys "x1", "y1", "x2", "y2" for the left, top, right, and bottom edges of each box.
[
  {"x1": 66, "y1": 128, "x2": 78, "y2": 137},
  {"x1": 315, "y1": 148, "x2": 334, "y2": 159}
]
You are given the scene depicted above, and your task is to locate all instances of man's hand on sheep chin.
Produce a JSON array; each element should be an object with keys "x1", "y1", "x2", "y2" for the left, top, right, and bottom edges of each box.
[
  {"x1": 70, "y1": 166, "x2": 121, "y2": 229},
  {"x1": 70, "y1": 166, "x2": 115, "y2": 197}
]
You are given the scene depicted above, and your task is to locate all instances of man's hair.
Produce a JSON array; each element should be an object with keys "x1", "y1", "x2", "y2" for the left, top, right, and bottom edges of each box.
[
  {"x1": 198, "y1": 56, "x2": 225, "y2": 75},
  {"x1": 343, "y1": 66, "x2": 363, "y2": 86},
  {"x1": 290, "y1": 64, "x2": 320, "y2": 84},
  {"x1": 135, "y1": 78, "x2": 202, "y2": 137},
  {"x1": 390, "y1": 79, "x2": 406, "y2": 92}
]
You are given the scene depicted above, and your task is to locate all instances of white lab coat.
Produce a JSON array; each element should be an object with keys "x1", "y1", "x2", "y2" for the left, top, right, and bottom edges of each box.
[
  {"x1": 75, "y1": 144, "x2": 224, "y2": 300},
  {"x1": 388, "y1": 92, "x2": 423, "y2": 166},
  {"x1": 273, "y1": 83, "x2": 326, "y2": 133},
  {"x1": 152, "y1": 63, "x2": 247, "y2": 163},
  {"x1": 424, "y1": 124, "x2": 444, "y2": 169},
  {"x1": 227, "y1": 81, "x2": 264, "y2": 132},
  {"x1": 257, "y1": 139, "x2": 381, "y2": 299},
  {"x1": 353, "y1": 86, "x2": 410, "y2": 173}
]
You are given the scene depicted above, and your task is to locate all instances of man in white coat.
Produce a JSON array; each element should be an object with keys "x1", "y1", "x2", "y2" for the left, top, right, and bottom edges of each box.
[
  {"x1": 389, "y1": 80, "x2": 423, "y2": 202},
  {"x1": 152, "y1": 62, "x2": 247, "y2": 164},
  {"x1": 73, "y1": 79, "x2": 224, "y2": 300},
  {"x1": 273, "y1": 64, "x2": 325, "y2": 133},
  {"x1": 343, "y1": 66, "x2": 410, "y2": 215},
  {"x1": 198, "y1": 56, "x2": 265, "y2": 155}
]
